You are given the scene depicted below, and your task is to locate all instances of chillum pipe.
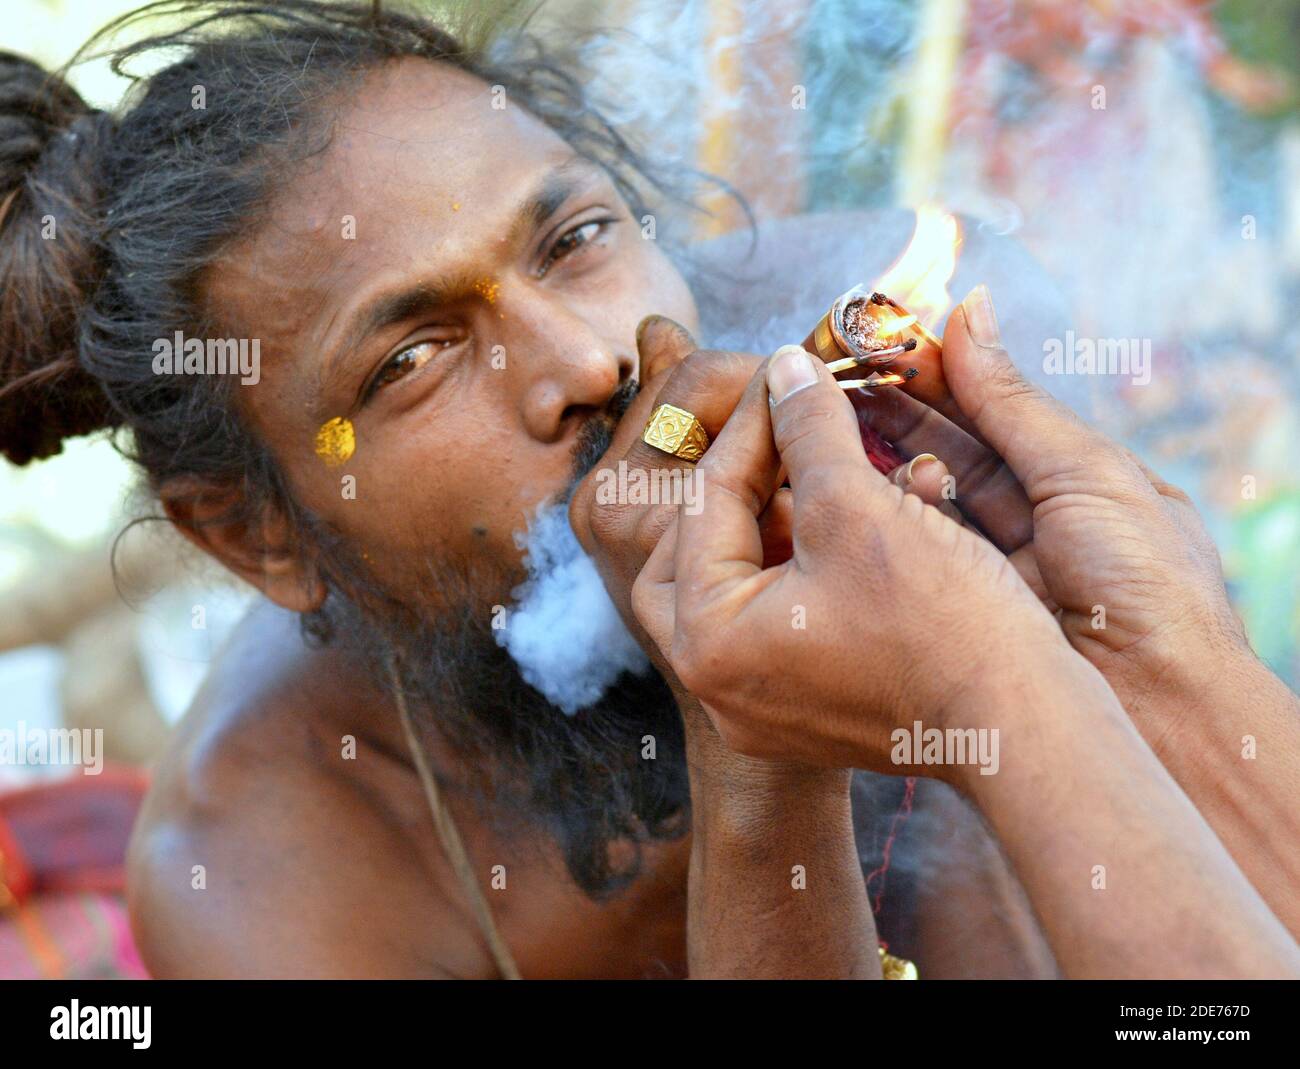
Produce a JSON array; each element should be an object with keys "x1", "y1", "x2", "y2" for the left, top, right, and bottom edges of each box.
[
  {"x1": 799, "y1": 284, "x2": 949, "y2": 474},
  {"x1": 801, "y1": 285, "x2": 943, "y2": 386}
]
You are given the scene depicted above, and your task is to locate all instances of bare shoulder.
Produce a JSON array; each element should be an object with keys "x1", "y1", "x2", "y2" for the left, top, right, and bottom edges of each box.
[{"x1": 126, "y1": 599, "x2": 483, "y2": 978}]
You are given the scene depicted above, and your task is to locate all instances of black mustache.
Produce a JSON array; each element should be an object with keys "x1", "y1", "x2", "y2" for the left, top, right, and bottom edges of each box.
[{"x1": 569, "y1": 377, "x2": 642, "y2": 489}]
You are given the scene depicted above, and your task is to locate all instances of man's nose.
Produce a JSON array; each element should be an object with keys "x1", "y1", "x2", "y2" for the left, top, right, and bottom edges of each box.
[{"x1": 513, "y1": 299, "x2": 635, "y2": 443}]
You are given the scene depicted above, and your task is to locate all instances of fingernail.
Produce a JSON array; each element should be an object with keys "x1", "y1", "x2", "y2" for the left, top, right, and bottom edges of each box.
[
  {"x1": 903, "y1": 453, "x2": 939, "y2": 487},
  {"x1": 635, "y1": 314, "x2": 659, "y2": 347},
  {"x1": 767, "y1": 345, "x2": 818, "y2": 404},
  {"x1": 962, "y1": 285, "x2": 1001, "y2": 348}
]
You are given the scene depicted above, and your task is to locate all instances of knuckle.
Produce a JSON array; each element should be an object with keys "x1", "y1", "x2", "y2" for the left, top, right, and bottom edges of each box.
[
  {"x1": 689, "y1": 347, "x2": 759, "y2": 378},
  {"x1": 633, "y1": 504, "x2": 674, "y2": 559},
  {"x1": 713, "y1": 718, "x2": 765, "y2": 759},
  {"x1": 567, "y1": 481, "x2": 594, "y2": 547},
  {"x1": 634, "y1": 496, "x2": 676, "y2": 541},
  {"x1": 1107, "y1": 465, "x2": 1164, "y2": 509},
  {"x1": 670, "y1": 626, "x2": 732, "y2": 701},
  {"x1": 985, "y1": 358, "x2": 1041, "y2": 405},
  {"x1": 776, "y1": 395, "x2": 838, "y2": 446},
  {"x1": 587, "y1": 490, "x2": 626, "y2": 548},
  {"x1": 629, "y1": 570, "x2": 655, "y2": 626},
  {"x1": 961, "y1": 448, "x2": 1007, "y2": 498},
  {"x1": 1155, "y1": 478, "x2": 1193, "y2": 506},
  {"x1": 669, "y1": 647, "x2": 706, "y2": 699},
  {"x1": 673, "y1": 348, "x2": 762, "y2": 403},
  {"x1": 676, "y1": 348, "x2": 727, "y2": 387}
]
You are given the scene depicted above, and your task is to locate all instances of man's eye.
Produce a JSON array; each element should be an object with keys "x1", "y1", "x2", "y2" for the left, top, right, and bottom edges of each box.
[
  {"x1": 368, "y1": 339, "x2": 451, "y2": 396},
  {"x1": 538, "y1": 218, "x2": 616, "y2": 277}
]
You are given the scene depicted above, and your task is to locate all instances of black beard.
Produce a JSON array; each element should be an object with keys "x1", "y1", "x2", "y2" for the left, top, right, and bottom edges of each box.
[
  {"x1": 397, "y1": 579, "x2": 689, "y2": 899},
  {"x1": 300, "y1": 375, "x2": 690, "y2": 899}
]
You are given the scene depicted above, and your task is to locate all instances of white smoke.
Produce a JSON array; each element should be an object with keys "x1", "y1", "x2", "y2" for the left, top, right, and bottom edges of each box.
[{"x1": 495, "y1": 500, "x2": 650, "y2": 716}]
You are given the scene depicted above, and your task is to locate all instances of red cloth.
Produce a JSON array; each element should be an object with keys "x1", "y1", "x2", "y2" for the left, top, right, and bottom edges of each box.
[
  {"x1": 0, "y1": 767, "x2": 150, "y2": 979},
  {"x1": 0, "y1": 767, "x2": 146, "y2": 901}
]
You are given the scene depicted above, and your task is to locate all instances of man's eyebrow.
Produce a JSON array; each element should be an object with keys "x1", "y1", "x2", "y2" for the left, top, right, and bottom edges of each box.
[
  {"x1": 506, "y1": 153, "x2": 604, "y2": 248},
  {"x1": 320, "y1": 154, "x2": 607, "y2": 396}
]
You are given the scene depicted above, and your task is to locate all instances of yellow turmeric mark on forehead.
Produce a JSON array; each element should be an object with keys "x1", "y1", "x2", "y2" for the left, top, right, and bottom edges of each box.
[
  {"x1": 314, "y1": 416, "x2": 355, "y2": 467},
  {"x1": 473, "y1": 277, "x2": 500, "y2": 304}
]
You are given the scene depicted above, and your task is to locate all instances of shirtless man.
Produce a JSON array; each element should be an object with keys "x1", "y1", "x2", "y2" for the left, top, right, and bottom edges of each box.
[{"x1": 2, "y1": 2, "x2": 1295, "y2": 979}]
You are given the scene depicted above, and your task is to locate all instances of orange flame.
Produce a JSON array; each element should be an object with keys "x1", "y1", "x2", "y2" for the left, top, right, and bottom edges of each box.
[
  {"x1": 873, "y1": 312, "x2": 917, "y2": 338},
  {"x1": 874, "y1": 206, "x2": 962, "y2": 330}
]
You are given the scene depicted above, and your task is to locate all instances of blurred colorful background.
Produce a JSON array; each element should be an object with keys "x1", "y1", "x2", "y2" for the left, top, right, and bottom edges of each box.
[{"x1": 2, "y1": 0, "x2": 1298, "y2": 976}]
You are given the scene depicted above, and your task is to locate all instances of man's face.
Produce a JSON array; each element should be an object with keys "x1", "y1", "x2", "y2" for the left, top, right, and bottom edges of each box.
[{"x1": 207, "y1": 57, "x2": 699, "y2": 605}]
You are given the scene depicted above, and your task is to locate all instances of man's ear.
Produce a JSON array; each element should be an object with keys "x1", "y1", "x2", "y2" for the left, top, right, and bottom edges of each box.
[{"x1": 160, "y1": 478, "x2": 326, "y2": 613}]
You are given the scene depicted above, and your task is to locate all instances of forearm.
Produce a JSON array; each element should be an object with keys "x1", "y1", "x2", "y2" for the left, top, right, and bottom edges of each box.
[
  {"x1": 1130, "y1": 643, "x2": 1300, "y2": 937},
  {"x1": 957, "y1": 655, "x2": 1300, "y2": 979},
  {"x1": 681, "y1": 699, "x2": 880, "y2": 979}
]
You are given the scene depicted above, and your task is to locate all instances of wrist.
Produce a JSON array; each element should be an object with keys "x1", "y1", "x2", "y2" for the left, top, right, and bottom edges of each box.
[
  {"x1": 927, "y1": 622, "x2": 1072, "y2": 731},
  {"x1": 690, "y1": 760, "x2": 855, "y2": 850},
  {"x1": 1137, "y1": 636, "x2": 1295, "y2": 760},
  {"x1": 946, "y1": 647, "x2": 1129, "y2": 801},
  {"x1": 674, "y1": 691, "x2": 854, "y2": 830},
  {"x1": 1082, "y1": 591, "x2": 1253, "y2": 719}
]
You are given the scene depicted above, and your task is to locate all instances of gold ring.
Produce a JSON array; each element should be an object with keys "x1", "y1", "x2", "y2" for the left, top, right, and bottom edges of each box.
[{"x1": 642, "y1": 403, "x2": 709, "y2": 463}]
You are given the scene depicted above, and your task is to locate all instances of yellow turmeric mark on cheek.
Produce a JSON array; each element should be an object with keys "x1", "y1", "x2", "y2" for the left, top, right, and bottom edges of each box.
[
  {"x1": 473, "y1": 277, "x2": 500, "y2": 304},
  {"x1": 314, "y1": 416, "x2": 355, "y2": 467}
]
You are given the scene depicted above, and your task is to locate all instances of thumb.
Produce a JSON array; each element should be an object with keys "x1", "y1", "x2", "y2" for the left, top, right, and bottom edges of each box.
[
  {"x1": 765, "y1": 344, "x2": 882, "y2": 559},
  {"x1": 943, "y1": 285, "x2": 1129, "y2": 494},
  {"x1": 636, "y1": 315, "x2": 697, "y2": 383}
]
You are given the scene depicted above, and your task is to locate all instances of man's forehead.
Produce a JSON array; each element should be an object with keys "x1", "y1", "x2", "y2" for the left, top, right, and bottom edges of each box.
[
  {"x1": 316, "y1": 59, "x2": 568, "y2": 205},
  {"x1": 207, "y1": 57, "x2": 586, "y2": 342}
]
